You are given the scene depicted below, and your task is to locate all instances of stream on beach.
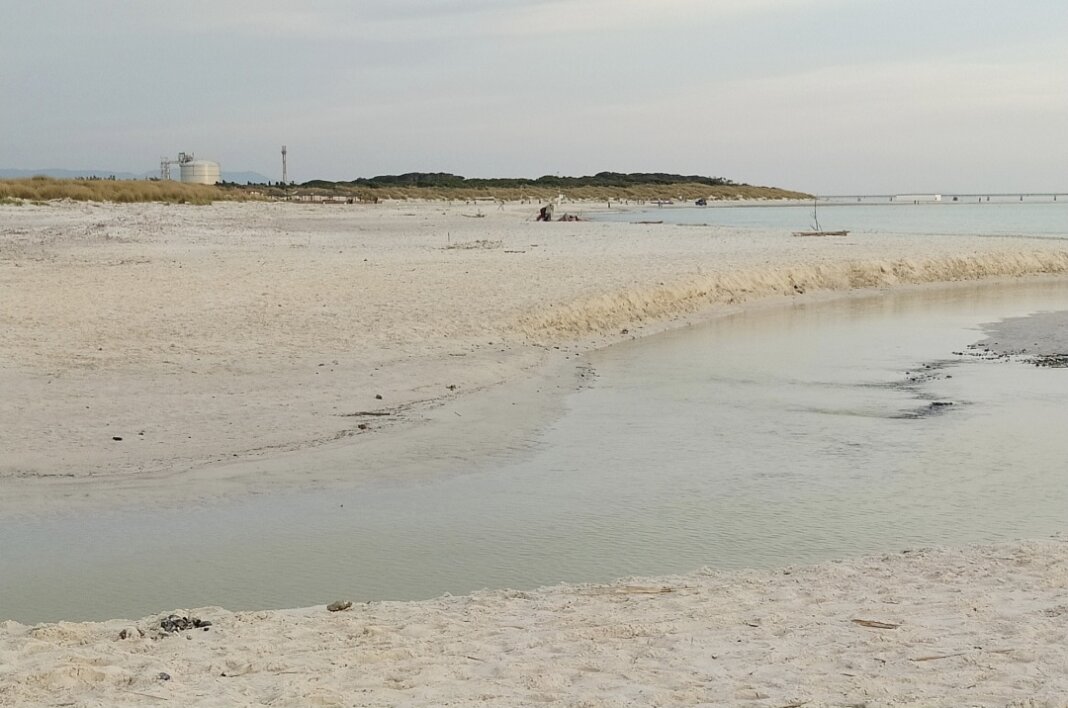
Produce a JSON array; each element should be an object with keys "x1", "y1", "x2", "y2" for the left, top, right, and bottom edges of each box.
[{"x1": 3, "y1": 279, "x2": 1068, "y2": 624}]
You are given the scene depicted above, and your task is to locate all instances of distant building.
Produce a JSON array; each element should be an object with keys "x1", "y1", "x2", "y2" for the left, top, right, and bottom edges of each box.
[{"x1": 171, "y1": 152, "x2": 221, "y2": 185}]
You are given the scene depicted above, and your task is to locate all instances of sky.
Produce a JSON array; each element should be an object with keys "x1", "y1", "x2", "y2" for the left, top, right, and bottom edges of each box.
[{"x1": 2, "y1": 0, "x2": 1066, "y2": 193}]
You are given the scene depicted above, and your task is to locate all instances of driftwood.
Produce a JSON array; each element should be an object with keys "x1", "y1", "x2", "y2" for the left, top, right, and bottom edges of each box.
[
  {"x1": 119, "y1": 689, "x2": 168, "y2": 701},
  {"x1": 851, "y1": 619, "x2": 900, "y2": 629},
  {"x1": 910, "y1": 648, "x2": 1012, "y2": 662},
  {"x1": 584, "y1": 585, "x2": 676, "y2": 596}
]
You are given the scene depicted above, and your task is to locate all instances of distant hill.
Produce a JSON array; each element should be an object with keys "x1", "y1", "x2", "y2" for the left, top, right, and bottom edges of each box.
[
  {"x1": 0, "y1": 168, "x2": 272, "y2": 184},
  {"x1": 2, "y1": 169, "x2": 809, "y2": 202},
  {"x1": 291, "y1": 172, "x2": 809, "y2": 201},
  {"x1": 0, "y1": 168, "x2": 142, "y2": 180},
  {"x1": 306, "y1": 171, "x2": 740, "y2": 190}
]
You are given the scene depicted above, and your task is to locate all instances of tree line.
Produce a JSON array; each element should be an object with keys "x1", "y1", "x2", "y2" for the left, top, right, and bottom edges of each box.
[{"x1": 300, "y1": 172, "x2": 739, "y2": 190}]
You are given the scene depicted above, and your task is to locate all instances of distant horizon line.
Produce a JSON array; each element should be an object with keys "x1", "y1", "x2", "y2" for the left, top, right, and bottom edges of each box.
[{"x1": 819, "y1": 192, "x2": 1068, "y2": 198}]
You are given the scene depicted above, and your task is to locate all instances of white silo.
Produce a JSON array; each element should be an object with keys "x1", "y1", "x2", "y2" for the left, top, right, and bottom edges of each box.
[{"x1": 177, "y1": 152, "x2": 221, "y2": 185}]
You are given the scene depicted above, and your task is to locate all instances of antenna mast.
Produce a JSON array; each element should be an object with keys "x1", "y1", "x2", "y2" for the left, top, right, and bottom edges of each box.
[{"x1": 281, "y1": 145, "x2": 287, "y2": 185}]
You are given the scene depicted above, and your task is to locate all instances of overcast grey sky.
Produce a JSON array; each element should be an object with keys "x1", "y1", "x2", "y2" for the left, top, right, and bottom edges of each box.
[{"x1": 3, "y1": 1, "x2": 1066, "y2": 193}]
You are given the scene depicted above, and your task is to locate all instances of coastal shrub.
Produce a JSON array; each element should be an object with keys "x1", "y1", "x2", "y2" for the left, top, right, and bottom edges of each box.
[
  {"x1": 0, "y1": 177, "x2": 251, "y2": 204},
  {"x1": 252, "y1": 182, "x2": 808, "y2": 203}
]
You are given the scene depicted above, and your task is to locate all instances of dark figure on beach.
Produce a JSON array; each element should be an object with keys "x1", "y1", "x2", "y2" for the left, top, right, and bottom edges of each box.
[{"x1": 536, "y1": 204, "x2": 554, "y2": 222}]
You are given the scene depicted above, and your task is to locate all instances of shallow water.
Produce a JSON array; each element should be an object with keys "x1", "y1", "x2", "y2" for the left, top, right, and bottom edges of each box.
[
  {"x1": 596, "y1": 200, "x2": 1068, "y2": 237},
  {"x1": 2, "y1": 280, "x2": 1068, "y2": 624}
]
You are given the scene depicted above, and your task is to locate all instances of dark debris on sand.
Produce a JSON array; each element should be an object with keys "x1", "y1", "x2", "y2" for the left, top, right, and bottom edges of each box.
[{"x1": 158, "y1": 614, "x2": 212, "y2": 634}]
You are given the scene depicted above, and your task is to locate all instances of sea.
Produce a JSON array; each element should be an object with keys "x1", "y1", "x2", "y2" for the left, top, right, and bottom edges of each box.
[
  {"x1": 595, "y1": 196, "x2": 1068, "y2": 238},
  {"x1": 2, "y1": 201, "x2": 1067, "y2": 624}
]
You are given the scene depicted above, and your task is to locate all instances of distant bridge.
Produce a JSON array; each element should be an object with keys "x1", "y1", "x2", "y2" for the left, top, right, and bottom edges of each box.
[{"x1": 819, "y1": 193, "x2": 1066, "y2": 203}]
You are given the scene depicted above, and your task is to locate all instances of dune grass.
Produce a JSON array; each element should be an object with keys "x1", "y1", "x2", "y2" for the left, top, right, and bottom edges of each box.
[{"x1": 0, "y1": 177, "x2": 248, "y2": 205}]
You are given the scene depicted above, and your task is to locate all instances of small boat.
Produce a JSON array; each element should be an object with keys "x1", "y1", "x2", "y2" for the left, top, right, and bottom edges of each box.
[
  {"x1": 792, "y1": 229, "x2": 849, "y2": 237},
  {"x1": 792, "y1": 196, "x2": 848, "y2": 237}
]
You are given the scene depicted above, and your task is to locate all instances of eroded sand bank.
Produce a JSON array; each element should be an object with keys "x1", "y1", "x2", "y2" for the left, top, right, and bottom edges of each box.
[{"x1": 2, "y1": 200, "x2": 1068, "y2": 706}]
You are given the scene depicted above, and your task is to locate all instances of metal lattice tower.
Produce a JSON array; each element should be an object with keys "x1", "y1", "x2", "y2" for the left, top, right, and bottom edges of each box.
[{"x1": 281, "y1": 145, "x2": 287, "y2": 185}]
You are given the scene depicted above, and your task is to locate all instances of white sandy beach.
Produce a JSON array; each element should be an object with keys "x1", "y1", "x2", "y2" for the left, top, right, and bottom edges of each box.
[
  {"x1": 3, "y1": 200, "x2": 1068, "y2": 706},
  {"x1": 2, "y1": 537, "x2": 1066, "y2": 707}
]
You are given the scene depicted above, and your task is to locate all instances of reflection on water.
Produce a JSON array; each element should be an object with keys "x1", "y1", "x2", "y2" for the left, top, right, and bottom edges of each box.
[{"x1": 3, "y1": 280, "x2": 1068, "y2": 623}]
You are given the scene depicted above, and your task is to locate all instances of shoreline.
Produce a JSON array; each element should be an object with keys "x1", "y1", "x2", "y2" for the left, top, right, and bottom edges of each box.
[{"x1": 3, "y1": 536, "x2": 1067, "y2": 706}]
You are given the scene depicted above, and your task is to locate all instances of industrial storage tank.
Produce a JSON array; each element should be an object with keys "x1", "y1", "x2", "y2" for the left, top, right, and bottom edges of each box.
[{"x1": 179, "y1": 159, "x2": 221, "y2": 185}]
